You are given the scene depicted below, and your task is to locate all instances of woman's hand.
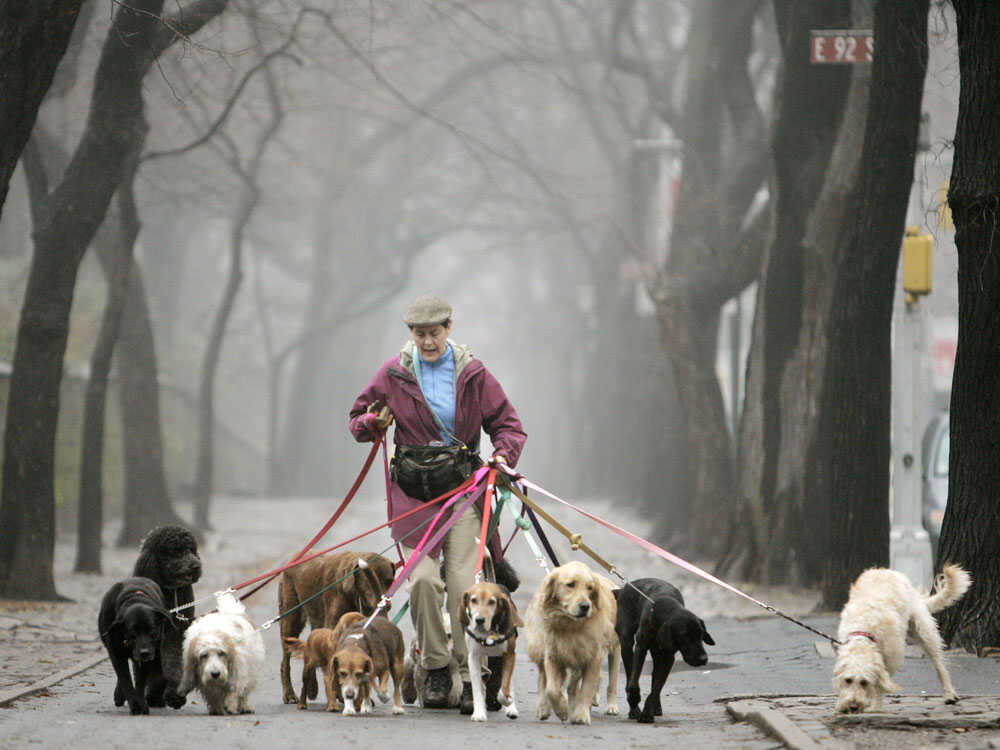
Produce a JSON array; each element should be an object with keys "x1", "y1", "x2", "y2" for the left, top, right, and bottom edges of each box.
[{"x1": 364, "y1": 403, "x2": 394, "y2": 432}]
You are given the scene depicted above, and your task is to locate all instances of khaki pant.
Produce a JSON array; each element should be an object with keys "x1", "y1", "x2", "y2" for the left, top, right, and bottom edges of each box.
[{"x1": 404, "y1": 503, "x2": 480, "y2": 681}]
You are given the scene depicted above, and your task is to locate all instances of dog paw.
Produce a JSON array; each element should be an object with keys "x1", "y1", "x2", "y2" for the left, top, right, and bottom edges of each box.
[
  {"x1": 605, "y1": 703, "x2": 619, "y2": 715},
  {"x1": 164, "y1": 689, "x2": 186, "y2": 710},
  {"x1": 505, "y1": 704, "x2": 518, "y2": 719},
  {"x1": 945, "y1": 693, "x2": 960, "y2": 705},
  {"x1": 471, "y1": 710, "x2": 488, "y2": 721},
  {"x1": 298, "y1": 702, "x2": 309, "y2": 711},
  {"x1": 342, "y1": 703, "x2": 356, "y2": 716},
  {"x1": 536, "y1": 705, "x2": 551, "y2": 721},
  {"x1": 114, "y1": 685, "x2": 125, "y2": 706},
  {"x1": 392, "y1": 705, "x2": 405, "y2": 715},
  {"x1": 377, "y1": 691, "x2": 390, "y2": 704},
  {"x1": 570, "y1": 708, "x2": 592, "y2": 725},
  {"x1": 129, "y1": 701, "x2": 150, "y2": 716},
  {"x1": 628, "y1": 705, "x2": 641, "y2": 720},
  {"x1": 282, "y1": 691, "x2": 299, "y2": 704},
  {"x1": 637, "y1": 712, "x2": 654, "y2": 724}
]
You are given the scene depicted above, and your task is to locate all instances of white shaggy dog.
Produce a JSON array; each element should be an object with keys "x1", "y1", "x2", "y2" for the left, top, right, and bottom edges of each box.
[
  {"x1": 178, "y1": 592, "x2": 266, "y2": 715},
  {"x1": 833, "y1": 564, "x2": 971, "y2": 713}
]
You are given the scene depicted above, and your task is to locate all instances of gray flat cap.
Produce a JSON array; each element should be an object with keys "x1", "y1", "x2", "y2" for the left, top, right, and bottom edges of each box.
[{"x1": 403, "y1": 294, "x2": 452, "y2": 327}]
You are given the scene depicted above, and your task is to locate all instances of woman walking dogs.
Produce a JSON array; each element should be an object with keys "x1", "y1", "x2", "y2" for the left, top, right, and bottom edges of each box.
[{"x1": 349, "y1": 294, "x2": 527, "y2": 714}]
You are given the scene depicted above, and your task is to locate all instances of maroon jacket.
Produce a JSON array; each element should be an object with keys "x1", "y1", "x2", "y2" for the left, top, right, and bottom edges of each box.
[{"x1": 349, "y1": 341, "x2": 526, "y2": 555}]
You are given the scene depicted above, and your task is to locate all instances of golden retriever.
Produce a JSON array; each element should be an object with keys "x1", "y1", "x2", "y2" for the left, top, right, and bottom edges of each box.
[{"x1": 524, "y1": 561, "x2": 620, "y2": 724}]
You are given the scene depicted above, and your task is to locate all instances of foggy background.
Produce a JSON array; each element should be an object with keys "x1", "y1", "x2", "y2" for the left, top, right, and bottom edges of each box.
[{"x1": 0, "y1": 1, "x2": 961, "y2": 554}]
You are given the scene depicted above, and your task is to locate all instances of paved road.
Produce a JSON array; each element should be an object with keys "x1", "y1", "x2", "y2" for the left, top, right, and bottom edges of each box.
[
  {"x1": 4, "y1": 495, "x2": 999, "y2": 748},
  {"x1": 0, "y1": 601, "x2": 780, "y2": 749}
]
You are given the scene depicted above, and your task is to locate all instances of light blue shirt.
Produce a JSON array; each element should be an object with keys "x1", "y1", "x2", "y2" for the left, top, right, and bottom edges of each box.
[{"x1": 414, "y1": 343, "x2": 456, "y2": 443}]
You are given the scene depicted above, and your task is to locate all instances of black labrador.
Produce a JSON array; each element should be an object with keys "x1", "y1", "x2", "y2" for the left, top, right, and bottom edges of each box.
[
  {"x1": 132, "y1": 525, "x2": 202, "y2": 708},
  {"x1": 98, "y1": 577, "x2": 173, "y2": 715},
  {"x1": 614, "y1": 578, "x2": 715, "y2": 722}
]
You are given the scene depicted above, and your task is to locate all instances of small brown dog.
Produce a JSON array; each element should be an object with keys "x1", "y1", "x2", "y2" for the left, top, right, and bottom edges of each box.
[
  {"x1": 461, "y1": 581, "x2": 522, "y2": 721},
  {"x1": 331, "y1": 615, "x2": 406, "y2": 715},
  {"x1": 283, "y1": 612, "x2": 366, "y2": 711},
  {"x1": 278, "y1": 550, "x2": 395, "y2": 704}
]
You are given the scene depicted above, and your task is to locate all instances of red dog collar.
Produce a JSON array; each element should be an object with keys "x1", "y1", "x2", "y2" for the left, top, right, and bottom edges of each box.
[{"x1": 847, "y1": 631, "x2": 877, "y2": 644}]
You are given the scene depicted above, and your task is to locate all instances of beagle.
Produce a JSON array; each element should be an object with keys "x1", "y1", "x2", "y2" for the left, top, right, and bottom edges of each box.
[{"x1": 460, "y1": 581, "x2": 523, "y2": 721}]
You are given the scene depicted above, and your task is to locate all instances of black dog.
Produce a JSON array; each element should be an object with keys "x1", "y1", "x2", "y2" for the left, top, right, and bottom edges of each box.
[
  {"x1": 98, "y1": 577, "x2": 173, "y2": 715},
  {"x1": 132, "y1": 525, "x2": 202, "y2": 708},
  {"x1": 614, "y1": 578, "x2": 715, "y2": 723}
]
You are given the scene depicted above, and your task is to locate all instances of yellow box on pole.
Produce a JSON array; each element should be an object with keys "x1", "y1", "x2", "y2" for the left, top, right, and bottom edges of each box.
[{"x1": 903, "y1": 226, "x2": 933, "y2": 295}]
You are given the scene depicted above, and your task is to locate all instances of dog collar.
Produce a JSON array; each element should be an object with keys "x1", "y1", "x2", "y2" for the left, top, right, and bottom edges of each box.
[
  {"x1": 464, "y1": 626, "x2": 513, "y2": 647},
  {"x1": 847, "y1": 631, "x2": 877, "y2": 644}
]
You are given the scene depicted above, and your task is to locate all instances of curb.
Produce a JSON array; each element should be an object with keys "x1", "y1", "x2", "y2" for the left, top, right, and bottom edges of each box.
[
  {"x1": 0, "y1": 647, "x2": 107, "y2": 707},
  {"x1": 727, "y1": 699, "x2": 829, "y2": 750}
]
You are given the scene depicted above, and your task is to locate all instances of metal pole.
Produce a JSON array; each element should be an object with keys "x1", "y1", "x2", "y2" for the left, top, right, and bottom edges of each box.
[{"x1": 890, "y1": 287, "x2": 933, "y2": 587}]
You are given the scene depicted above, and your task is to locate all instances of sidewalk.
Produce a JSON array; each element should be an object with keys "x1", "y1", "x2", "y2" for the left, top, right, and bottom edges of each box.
[{"x1": 2, "y1": 494, "x2": 998, "y2": 748}]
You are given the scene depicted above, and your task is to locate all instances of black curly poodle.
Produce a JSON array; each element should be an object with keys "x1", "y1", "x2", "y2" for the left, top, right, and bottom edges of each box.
[{"x1": 132, "y1": 525, "x2": 202, "y2": 709}]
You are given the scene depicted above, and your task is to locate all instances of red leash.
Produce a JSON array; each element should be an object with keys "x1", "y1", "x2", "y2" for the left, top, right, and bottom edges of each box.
[
  {"x1": 236, "y1": 458, "x2": 484, "y2": 596},
  {"x1": 474, "y1": 468, "x2": 497, "y2": 576},
  {"x1": 239, "y1": 438, "x2": 383, "y2": 600}
]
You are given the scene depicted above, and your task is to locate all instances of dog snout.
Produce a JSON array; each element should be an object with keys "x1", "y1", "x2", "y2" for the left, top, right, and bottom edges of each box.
[
  {"x1": 474, "y1": 615, "x2": 486, "y2": 626},
  {"x1": 684, "y1": 652, "x2": 708, "y2": 667},
  {"x1": 210, "y1": 669, "x2": 222, "y2": 680},
  {"x1": 844, "y1": 701, "x2": 861, "y2": 714},
  {"x1": 575, "y1": 601, "x2": 590, "y2": 617}
]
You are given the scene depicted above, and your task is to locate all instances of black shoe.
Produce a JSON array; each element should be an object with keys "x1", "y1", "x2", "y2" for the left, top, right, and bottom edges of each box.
[
  {"x1": 459, "y1": 681, "x2": 474, "y2": 715},
  {"x1": 423, "y1": 666, "x2": 452, "y2": 709}
]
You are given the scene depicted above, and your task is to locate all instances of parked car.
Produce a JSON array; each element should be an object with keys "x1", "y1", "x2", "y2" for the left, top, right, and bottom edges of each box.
[{"x1": 921, "y1": 411, "x2": 950, "y2": 566}]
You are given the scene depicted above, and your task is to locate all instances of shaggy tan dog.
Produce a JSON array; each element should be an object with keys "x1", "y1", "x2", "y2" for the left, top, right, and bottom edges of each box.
[
  {"x1": 524, "y1": 561, "x2": 620, "y2": 724},
  {"x1": 833, "y1": 564, "x2": 971, "y2": 713}
]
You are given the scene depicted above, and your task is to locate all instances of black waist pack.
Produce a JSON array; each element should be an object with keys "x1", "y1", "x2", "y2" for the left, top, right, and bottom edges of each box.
[{"x1": 392, "y1": 444, "x2": 481, "y2": 501}]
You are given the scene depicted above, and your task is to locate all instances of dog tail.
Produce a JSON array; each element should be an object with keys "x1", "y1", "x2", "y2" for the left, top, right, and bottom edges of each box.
[
  {"x1": 283, "y1": 636, "x2": 306, "y2": 658},
  {"x1": 925, "y1": 564, "x2": 972, "y2": 613}
]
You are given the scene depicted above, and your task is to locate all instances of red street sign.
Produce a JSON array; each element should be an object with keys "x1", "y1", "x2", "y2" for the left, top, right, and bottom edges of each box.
[{"x1": 810, "y1": 30, "x2": 873, "y2": 64}]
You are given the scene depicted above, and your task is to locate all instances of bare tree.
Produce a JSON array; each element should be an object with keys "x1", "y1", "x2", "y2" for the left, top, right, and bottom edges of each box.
[
  {"x1": 727, "y1": 0, "x2": 856, "y2": 583},
  {"x1": 0, "y1": 0, "x2": 228, "y2": 600},
  {"x1": 192, "y1": 11, "x2": 287, "y2": 528},
  {"x1": 938, "y1": 0, "x2": 1000, "y2": 653},
  {"x1": 812, "y1": 0, "x2": 930, "y2": 609},
  {"x1": 0, "y1": 1, "x2": 83, "y2": 215}
]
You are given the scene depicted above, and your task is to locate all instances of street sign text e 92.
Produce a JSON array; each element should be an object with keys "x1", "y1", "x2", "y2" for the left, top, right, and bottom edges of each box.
[{"x1": 810, "y1": 30, "x2": 873, "y2": 64}]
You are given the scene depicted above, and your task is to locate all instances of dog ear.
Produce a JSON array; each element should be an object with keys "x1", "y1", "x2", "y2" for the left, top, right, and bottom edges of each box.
[
  {"x1": 504, "y1": 595, "x2": 524, "y2": 629},
  {"x1": 874, "y1": 662, "x2": 899, "y2": 694},
  {"x1": 543, "y1": 573, "x2": 559, "y2": 606},
  {"x1": 589, "y1": 575, "x2": 601, "y2": 607},
  {"x1": 460, "y1": 591, "x2": 471, "y2": 628},
  {"x1": 493, "y1": 595, "x2": 509, "y2": 633},
  {"x1": 363, "y1": 657, "x2": 372, "y2": 674},
  {"x1": 699, "y1": 618, "x2": 716, "y2": 646}
]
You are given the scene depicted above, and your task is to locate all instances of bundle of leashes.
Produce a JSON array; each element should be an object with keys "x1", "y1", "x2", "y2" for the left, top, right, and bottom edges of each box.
[{"x1": 182, "y1": 440, "x2": 841, "y2": 647}]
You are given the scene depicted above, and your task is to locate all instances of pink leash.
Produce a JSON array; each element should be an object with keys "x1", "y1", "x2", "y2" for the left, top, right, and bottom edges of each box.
[{"x1": 496, "y1": 465, "x2": 843, "y2": 646}]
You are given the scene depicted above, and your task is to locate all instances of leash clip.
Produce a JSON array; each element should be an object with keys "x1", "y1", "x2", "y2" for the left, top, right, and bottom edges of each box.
[
  {"x1": 260, "y1": 618, "x2": 277, "y2": 631},
  {"x1": 569, "y1": 532, "x2": 583, "y2": 550}
]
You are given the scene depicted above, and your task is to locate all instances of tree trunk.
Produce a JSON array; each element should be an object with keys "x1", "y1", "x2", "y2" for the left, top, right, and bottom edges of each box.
[
  {"x1": 730, "y1": 0, "x2": 855, "y2": 584},
  {"x1": 193, "y1": 199, "x2": 250, "y2": 528},
  {"x1": 0, "y1": 1, "x2": 83, "y2": 213},
  {"x1": 649, "y1": 0, "x2": 765, "y2": 555},
  {"x1": 813, "y1": 0, "x2": 929, "y2": 610},
  {"x1": 937, "y1": 0, "x2": 1000, "y2": 653},
  {"x1": 75, "y1": 159, "x2": 141, "y2": 573},
  {"x1": 0, "y1": 0, "x2": 228, "y2": 598}
]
